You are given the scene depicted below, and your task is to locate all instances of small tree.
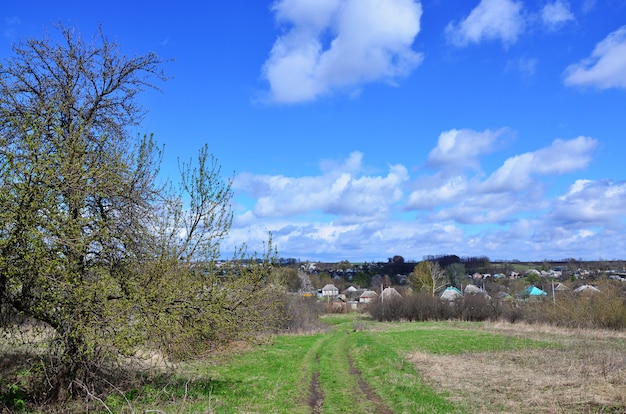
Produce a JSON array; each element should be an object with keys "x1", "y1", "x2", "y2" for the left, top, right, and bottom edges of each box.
[{"x1": 409, "y1": 261, "x2": 447, "y2": 297}]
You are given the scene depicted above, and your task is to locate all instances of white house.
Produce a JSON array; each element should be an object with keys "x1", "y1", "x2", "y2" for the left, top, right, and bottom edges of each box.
[{"x1": 321, "y1": 284, "x2": 339, "y2": 298}]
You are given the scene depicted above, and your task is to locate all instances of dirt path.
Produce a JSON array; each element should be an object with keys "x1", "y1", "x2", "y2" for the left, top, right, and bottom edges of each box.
[{"x1": 305, "y1": 330, "x2": 393, "y2": 414}]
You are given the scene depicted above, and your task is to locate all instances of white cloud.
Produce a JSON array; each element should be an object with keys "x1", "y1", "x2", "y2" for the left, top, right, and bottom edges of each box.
[
  {"x1": 480, "y1": 136, "x2": 597, "y2": 193},
  {"x1": 407, "y1": 135, "x2": 596, "y2": 226},
  {"x1": 551, "y1": 179, "x2": 626, "y2": 226},
  {"x1": 445, "y1": 0, "x2": 525, "y2": 47},
  {"x1": 407, "y1": 175, "x2": 470, "y2": 210},
  {"x1": 233, "y1": 151, "x2": 409, "y2": 221},
  {"x1": 226, "y1": 217, "x2": 466, "y2": 262},
  {"x1": 262, "y1": 0, "x2": 423, "y2": 103},
  {"x1": 223, "y1": 132, "x2": 620, "y2": 262},
  {"x1": 431, "y1": 194, "x2": 521, "y2": 224},
  {"x1": 426, "y1": 128, "x2": 509, "y2": 170},
  {"x1": 541, "y1": 1, "x2": 574, "y2": 31},
  {"x1": 564, "y1": 25, "x2": 626, "y2": 89},
  {"x1": 407, "y1": 128, "x2": 508, "y2": 210}
]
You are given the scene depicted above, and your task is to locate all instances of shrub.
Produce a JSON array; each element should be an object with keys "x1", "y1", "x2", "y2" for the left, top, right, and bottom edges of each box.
[
  {"x1": 281, "y1": 296, "x2": 325, "y2": 332},
  {"x1": 364, "y1": 281, "x2": 626, "y2": 330},
  {"x1": 459, "y1": 294, "x2": 491, "y2": 322}
]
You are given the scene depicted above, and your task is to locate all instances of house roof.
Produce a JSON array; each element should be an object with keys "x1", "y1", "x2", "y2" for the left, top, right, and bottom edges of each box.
[
  {"x1": 574, "y1": 284, "x2": 600, "y2": 294},
  {"x1": 321, "y1": 284, "x2": 338, "y2": 291},
  {"x1": 381, "y1": 287, "x2": 401, "y2": 299},
  {"x1": 440, "y1": 286, "x2": 463, "y2": 300},
  {"x1": 523, "y1": 285, "x2": 547, "y2": 296},
  {"x1": 464, "y1": 284, "x2": 483, "y2": 294},
  {"x1": 554, "y1": 283, "x2": 569, "y2": 291}
]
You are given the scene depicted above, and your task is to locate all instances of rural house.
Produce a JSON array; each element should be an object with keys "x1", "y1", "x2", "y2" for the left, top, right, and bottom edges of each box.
[
  {"x1": 321, "y1": 284, "x2": 339, "y2": 298},
  {"x1": 359, "y1": 290, "x2": 378, "y2": 304},
  {"x1": 440, "y1": 286, "x2": 463, "y2": 302}
]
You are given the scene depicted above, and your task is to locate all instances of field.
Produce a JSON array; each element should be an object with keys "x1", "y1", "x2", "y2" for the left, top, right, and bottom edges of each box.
[{"x1": 94, "y1": 314, "x2": 626, "y2": 414}]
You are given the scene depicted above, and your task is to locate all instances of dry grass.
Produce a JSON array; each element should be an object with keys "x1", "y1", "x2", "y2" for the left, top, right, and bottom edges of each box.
[{"x1": 409, "y1": 322, "x2": 626, "y2": 414}]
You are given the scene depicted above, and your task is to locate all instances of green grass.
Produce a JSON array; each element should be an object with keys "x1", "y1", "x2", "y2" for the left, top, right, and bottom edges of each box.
[{"x1": 103, "y1": 314, "x2": 554, "y2": 413}]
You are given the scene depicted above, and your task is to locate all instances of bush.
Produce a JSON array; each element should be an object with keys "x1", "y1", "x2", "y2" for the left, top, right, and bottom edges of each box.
[
  {"x1": 528, "y1": 283, "x2": 626, "y2": 329},
  {"x1": 458, "y1": 294, "x2": 491, "y2": 322},
  {"x1": 367, "y1": 293, "x2": 452, "y2": 322},
  {"x1": 281, "y1": 296, "x2": 325, "y2": 332},
  {"x1": 364, "y1": 281, "x2": 626, "y2": 330}
]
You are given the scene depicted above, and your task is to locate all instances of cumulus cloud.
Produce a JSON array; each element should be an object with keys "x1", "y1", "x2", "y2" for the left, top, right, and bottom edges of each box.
[
  {"x1": 262, "y1": 0, "x2": 423, "y2": 103},
  {"x1": 431, "y1": 197, "x2": 522, "y2": 225},
  {"x1": 406, "y1": 175, "x2": 470, "y2": 210},
  {"x1": 480, "y1": 136, "x2": 597, "y2": 193},
  {"x1": 407, "y1": 135, "x2": 596, "y2": 226},
  {"x1": 233, "y1": 151, "x2": 409, "y2": 221},
  {"x1": 541, "y1": 0, "x2": 574, "y2": 31},
  {"x1": 224, "y1": 132, "x2": 616, "y2": 261},
  {"x1": 564, "y1": 25, "x2": 626, "y2": 89},
  {"x1": 426, "y1": 128, "x2": 509, "y2": 170},
  {"x1": 551, "y1": 179, "x2": 626, "y2": 226},
  {"x1": 445, "y1": 0, "x2": 525, "y2": 47},
  {"x1": 407, "y1": 128, "x2": 509, "y2": 210}
]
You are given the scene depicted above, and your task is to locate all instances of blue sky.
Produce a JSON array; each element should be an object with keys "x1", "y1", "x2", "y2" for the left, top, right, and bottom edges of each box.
[{"x1": 2, "y1": 0, "x2": 626, "y2": 262}]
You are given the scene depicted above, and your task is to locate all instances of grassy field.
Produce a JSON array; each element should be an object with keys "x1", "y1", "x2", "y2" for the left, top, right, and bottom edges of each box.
[
  {"x1": 5, "y1": 314, "x2": 623, "y2": 412},
  {"x1": 91, "y1": 313, "x2": 625, "y2": 414}
]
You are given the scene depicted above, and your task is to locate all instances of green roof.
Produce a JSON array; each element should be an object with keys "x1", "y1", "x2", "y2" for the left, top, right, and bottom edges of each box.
[{"x1": 523, "y1": 285, "x2": 547, "y2": 296}]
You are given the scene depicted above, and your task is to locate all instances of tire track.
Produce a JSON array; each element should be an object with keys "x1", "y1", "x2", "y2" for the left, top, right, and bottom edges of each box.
[
  {"x1": 305, "y1": 328, "x2": 393, "y2": 413},
  {"x1": 347, "y1": 353, "x2": 393, "y2": 414},
  {"x1": 308, "y1": 354, "x2": 324, "y2": 413}
]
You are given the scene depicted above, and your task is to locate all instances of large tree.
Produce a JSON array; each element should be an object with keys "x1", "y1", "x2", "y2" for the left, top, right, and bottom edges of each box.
[
  {"x1": 409, "y1": 261, "x2": 447, "y2": 297},
  {"x1": 0, "y1": 25, "x2": 280, "y2": 401}
]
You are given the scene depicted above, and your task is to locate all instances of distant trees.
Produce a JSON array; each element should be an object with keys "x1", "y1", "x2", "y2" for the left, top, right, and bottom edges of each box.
[
  {"x1": 462, "y1": 256, "x2": 491, "y2": 271},
  {"x1": 0, "y1": 24, "x2": 280, "y2": 401},
  {"x1": 390, "y1": 255, "x2": 405, "y2": 264},
  {"x1": 423, "y1": 254, "x2": 460, "y2": 268},
  {"x1": 384, "y1": 254, "x2": 414, "y2": 276}
]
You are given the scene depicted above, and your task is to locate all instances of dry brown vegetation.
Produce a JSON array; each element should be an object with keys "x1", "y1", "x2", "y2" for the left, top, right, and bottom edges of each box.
[{"x1": 409, "y1": 322, "x2": 626, "y2": 413}]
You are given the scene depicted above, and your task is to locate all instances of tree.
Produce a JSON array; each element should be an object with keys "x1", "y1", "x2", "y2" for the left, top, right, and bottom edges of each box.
[
  {"x1": 409, "y1": 261, "x2": 447, "y2": 297},
  {"x1": 274, "y1": 266, "x2": 302, "y2": 292},
  {"x1": 310, "y1": 271, "x2": 333, "y2": 290},
  {"x1": 390, "y1": 255, "x2": 405, "y2": 264},
  {"x1": 0, "y1": 24, "x2": 280, "y2": 401},
  {"x1": 446, "y1": 262, "x2": 466, "y2": 287}
]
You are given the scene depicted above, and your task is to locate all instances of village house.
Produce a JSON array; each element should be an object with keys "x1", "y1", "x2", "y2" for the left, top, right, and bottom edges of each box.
[
  {"x1": 320, "y1": 284, "x2": 339, "y2": 298},
  {"x1": 359, "y1": 290, "x2": 378, "y2": 304}
]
